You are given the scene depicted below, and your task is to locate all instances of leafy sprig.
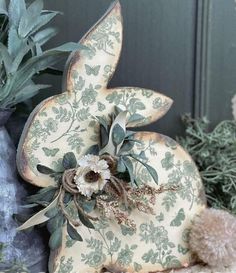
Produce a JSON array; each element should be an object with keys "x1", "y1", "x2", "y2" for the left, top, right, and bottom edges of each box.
[
  {"x1": 95, "y1": 109, "x2": 159, "y2": 185},
  {"x1": 0, "y1": 0, "x2": 86, "y2": 108}
]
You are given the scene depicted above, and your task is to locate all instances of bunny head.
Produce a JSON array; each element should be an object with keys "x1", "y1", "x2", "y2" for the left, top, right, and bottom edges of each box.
[{"x1": 17, "y1": 1, "x2": 206, "y2": 272}]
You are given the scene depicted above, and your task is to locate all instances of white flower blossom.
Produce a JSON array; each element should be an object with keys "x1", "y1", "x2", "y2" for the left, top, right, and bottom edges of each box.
[{"x1": 74, "y1": 155, "x2": 110, "y2": 197}]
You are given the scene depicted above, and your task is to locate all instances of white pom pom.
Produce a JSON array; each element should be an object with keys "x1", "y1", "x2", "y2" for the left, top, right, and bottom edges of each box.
[{"x1": 189, "y1": 208, "x2": 236, "y2": 267}]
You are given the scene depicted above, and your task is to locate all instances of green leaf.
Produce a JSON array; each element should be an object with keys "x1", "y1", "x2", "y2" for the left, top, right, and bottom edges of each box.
[
  {"x1": 114, "y1": 105, "x2": 123, "y2": 116},
  {"x1": 85, "y1": 144, "x2": 99, "y2": 156},
  {"x1": 37, "y1": 164, "x2": 55, "y2": 174},
  {"x1": 13, "y1": 213, "x2": 30, "y2": 224},
  {"x1": 2, "y1": 42, "x2": 84, "y2": 107},
  {"x1": 122, "y1": 156, "x2": 135, "y2": 185},
  {"x1": 0, "y1": 0, "x2": 7, "y2": 15},
  {"x1": 8, "y1": 0, "x2": 26, "y2": 26},
  {"x1": 50, "y1": 42, "x2": 87, "y2": 52},
  {"x1": 47, "y1": 213, "x2": 64, "y2": 233},
  {"x1": 117, "y1": 157, "x2": 126, "y2": 173},
  {"x1": 33, "y1": 27, "x2": 58, "y2": 46},
  {"x1": 27, "y1": 11, "x2": 59, "y2": 36},
  {"x1": 125, "y1": 130, "x2": 135, "y2": 138},
  {"x1": 100, "y1": 125, "x2": 109, "y2": 149},
  {"x1": 96, "y1": 116, "x2": 108, "y2": 131},
  {"x1": 67, "y1": 222, "x2": 83, "y2": 241},
  {"x1": 100, "y1": 111, "x2": 128, "y2": 156},
  {"x1": 11, "y1": 42, "x2": 83, "y2": 92},
  {"x1": 62, "y1": 152, "x2": 77, "y2": 169},
  {"x1": 12, "y1": 84, "x2": 50, "y2": 105},
  {"x1": 17, "y1": 193, "x2": 60, "y2": 231},
  {"x1": 78, "y1": 209, "x2": 95, "y2": 229},
  {"x1": 45, "y1": 206, "x2": 59, "y2": 218},
  {"x1": 49, "y1": 227, "x2": 63, "y2": 250},
  {"x1": 119, "y1": 141, "x2": 134, "y2": 154},
  {"x1": 10, "y1": 44, "x2": 31, "y2": 73},
  {"x1": 26, "y1": 186, "x2": 57, "y2": 203},
  {"x1": 18, "y1": 0, "x2": 44, "y2": 38},
  {"x1": 112, "y1": 123, "x2": 126, "y2": 146},
  {"x1": 0, "y1": 43, "x2": 12, "y2": 74},
  {"x1": 80, "y1": 199, "x2": 96, "y2": 213},
  {"x1": 27, "y1": 0, "x2": 43, "y2": 16}
]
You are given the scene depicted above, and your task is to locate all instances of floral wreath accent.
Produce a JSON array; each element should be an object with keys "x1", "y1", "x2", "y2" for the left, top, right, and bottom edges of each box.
[{"x1": 17, "y1": 109, "x2": 178, "y2": 250}]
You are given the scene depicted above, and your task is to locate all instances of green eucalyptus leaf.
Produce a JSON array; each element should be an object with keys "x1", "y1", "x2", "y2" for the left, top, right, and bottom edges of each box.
[
  {"x1": 119, "y1": 141, "x2": 134, "y2": 154},
  {"x1": 49, "y1": 227, "x2": 63, "y2": 250},
  {"x1": 26, "y1": 186, "x2": 57, "y2": 203},
  {"x1": 96, "y1": 116, "x2": 108, "y2": 131},
  {"x1": 114, "y1": 105, "x2": 123, "y2": 116},
  {"x1": 112, "y1": 123, "x2": 125, "y2": 146},
  {"x1": 17, "y1": 194, "x2": 60, "y2": 231},
  {"x1": 125, "y1": 130, "x2": 135, "y2": 138},
  {"x1": 67, "y1": 222, "x2": 83, "y2": 241},
  {"x1": 63, "y1": 192, "x2": 73, "y2": 204},
  {"x1": 117, "y1": 157, "x2": 126, "y2": 173},
  {"x1": 8, "y1": 0, "x2": 26, "y2": 26},
  {"x1": 37, "y1": 164, "x2": 55, "y2": 174},
  {"x1": 85, "y1": 144, "x2": 99, "y2": 156},
  {"x1": 62, "y1": 152, "x2": 77, "y2": 169},
  {"x1": 33, "y1": 27, "x2": 58, "y2": 46},
  {"x1": 47, "y1": 213, "x2": 64, "y2": 234},
  {"x1": 122, "y1": 156, "x2": 135, "y2": 185},
  {"x1": 100, "y1": 111, "x2": 128, "y2": 156},
  {"x1": 78, "y1": 210, "x2": 95, "y2": 229},
  {"x1": 13, "y1": 213, "x2": 30, "y2": 224},
  {"x1": 100, "y1": 125, "x2": 109, "y2": 149},
  {"x1": 45, "y1": 206, "x2": 59, "y2": 218}
]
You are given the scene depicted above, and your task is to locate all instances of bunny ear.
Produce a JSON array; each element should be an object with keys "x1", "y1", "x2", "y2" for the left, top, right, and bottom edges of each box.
[{"x1": 62, "y1": 0, "x2": 122, "y2": 93}]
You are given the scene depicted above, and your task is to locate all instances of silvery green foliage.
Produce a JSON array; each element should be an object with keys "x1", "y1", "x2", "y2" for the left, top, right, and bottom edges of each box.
[{"x1": 0, "y1": 0, "x2": 83, "y2": 108}]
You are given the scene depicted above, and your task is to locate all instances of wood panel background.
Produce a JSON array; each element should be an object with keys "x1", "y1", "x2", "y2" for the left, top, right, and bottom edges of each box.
[{"x1": 36, "y1": 0, "x2": 236, "y2": 137}]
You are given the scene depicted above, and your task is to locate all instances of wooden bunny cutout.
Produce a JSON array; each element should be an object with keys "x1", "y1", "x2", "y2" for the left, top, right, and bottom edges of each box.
[{"x1": 17, "y1": 1, "x2": 206, "y2": 272}]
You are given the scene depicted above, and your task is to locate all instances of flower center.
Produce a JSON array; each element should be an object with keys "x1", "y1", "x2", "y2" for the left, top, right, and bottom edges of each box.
[{"x1": 84, "y1": 171, "x2": 101, "y2": 183}]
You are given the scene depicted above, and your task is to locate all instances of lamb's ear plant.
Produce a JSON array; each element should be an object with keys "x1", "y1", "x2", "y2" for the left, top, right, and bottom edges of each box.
[{"x1": 0, "y1": 0, "x2": 85, "y2": 108}]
